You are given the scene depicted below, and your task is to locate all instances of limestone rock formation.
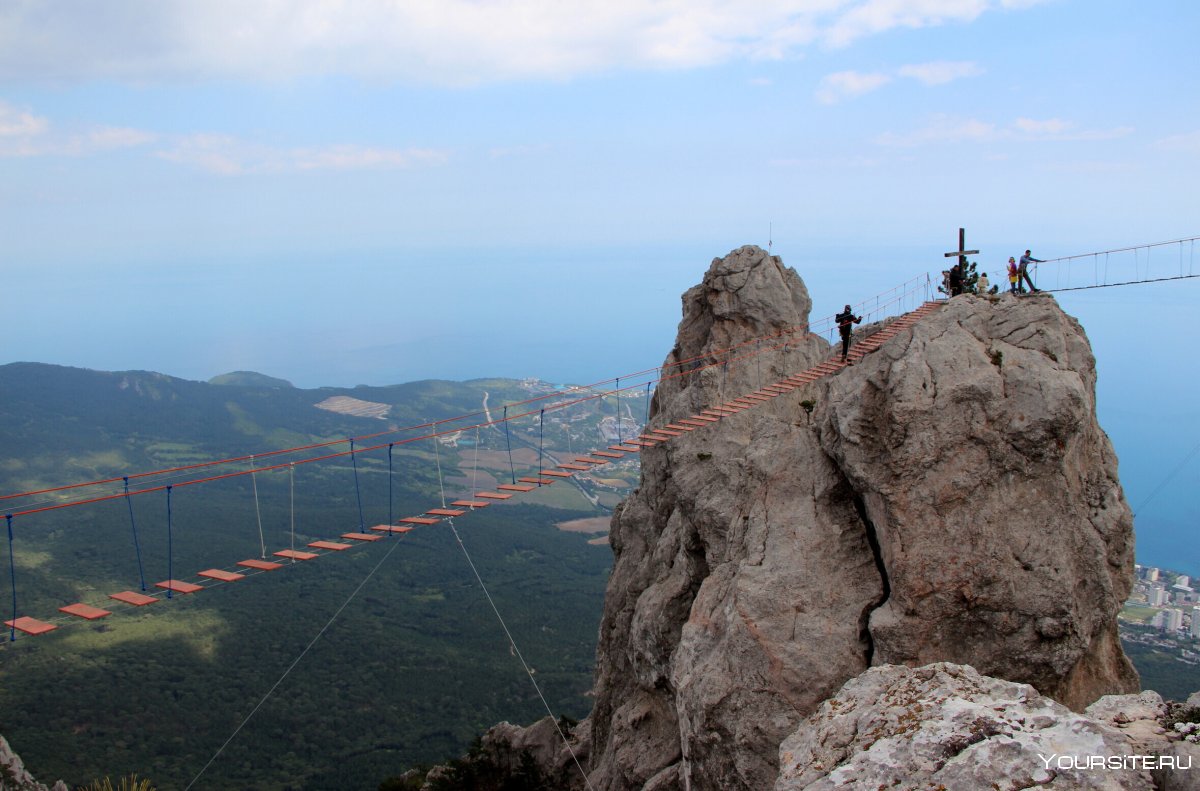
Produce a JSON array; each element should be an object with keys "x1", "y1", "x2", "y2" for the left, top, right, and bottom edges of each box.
[
  {"x1": 0, "y1": 736, "x2": 66, "y2": 791},
  {"x1": 774, "y1": 662, "x2": 1155, "y2": 791},
  {"x1": 582, "y1": 246, "x2": 1138, "y2": 790}
]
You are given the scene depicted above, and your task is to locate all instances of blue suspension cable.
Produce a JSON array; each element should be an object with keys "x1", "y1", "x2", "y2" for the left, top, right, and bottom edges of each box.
[
  {"x1": 615, "y1": 378, "x2": 622, "y2": 444},
  {"x1": 166, "y1": 486, "x2": 174, "y2": 599},
  {"x1": 6, "y1": 515, "x2": 15, "y2": 642},
  {"x1": 350, "y1": 438, "x2": 365, "y2": 532},
  {"x1": 123, "y1": 477, "x2": 147, "y2": 591},
  {"x1": 503, "y1": 405, "x2": 516, "y2": 485},
  {"x1": 537, "y1": 409, "x2": 545, "y2": 485},
  {"x1": 387, "y1": 443, "x2": 394, "y2": 527}
]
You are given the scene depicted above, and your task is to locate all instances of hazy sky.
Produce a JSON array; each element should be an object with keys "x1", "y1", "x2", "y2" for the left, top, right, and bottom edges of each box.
[{"x1": 1, "y1": 1, "x2": 1197, "y2": 569}]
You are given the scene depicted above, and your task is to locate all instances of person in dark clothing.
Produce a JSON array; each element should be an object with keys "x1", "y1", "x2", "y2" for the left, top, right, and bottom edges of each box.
[
  {"x1": 836, "y1": 304, "x2": 862, "y2": 361},
  {"x1": 948, "y1": 262, "x2": 964, "y2": 296},
  {"x1": 1019, "y1": 249, "x2": 1043, "y2": 293}
]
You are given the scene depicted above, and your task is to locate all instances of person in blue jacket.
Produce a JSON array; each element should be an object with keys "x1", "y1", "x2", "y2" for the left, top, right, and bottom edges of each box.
[{"x1": 1019, "y1": 249, "x2": 1043, "y2": 293}]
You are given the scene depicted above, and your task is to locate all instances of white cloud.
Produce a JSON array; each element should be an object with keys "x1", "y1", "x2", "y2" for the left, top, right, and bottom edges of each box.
[
  {"x1": 1012, "y1": 117, "x2": 1133, "y2": 141},
  {"x1": 822, "y1": 0, "x2": 990, "y2": 48},
  {"x1": 877, "y1": 114, "x2": 1132, "y2": 145},
  {"x1": 1155, "y1": 130, "x2": 1200, "y2": 153},
  {"x1": 816, "y1": 70, "x2": 892, "y2": 104},
  {"x1": 0, "y1": 1, "x2": 1044, "y2": 86},
  {"x1": 156, "y1": 133, "x2": 449, "y2": 175},
  {"x1": 0, "y1": 100, "x2": 155, "y2": 157},
  {"x1": 876, "y1": 114, "x2": 998, "y2": 145},
  {"x1": 897, "y1": 60, "x2": 982, "y2": 85}
]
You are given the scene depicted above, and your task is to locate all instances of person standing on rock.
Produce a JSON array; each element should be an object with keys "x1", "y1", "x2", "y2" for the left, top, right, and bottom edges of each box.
[
  {"x1": 1007, "y1": 257, "x2": 1020, "y2": 293},
  {"x1": 836, "y1": 304, "x2": 862, "y2": 362},
  {"x1": 948, "y1": 262, "x2": 964, "y2": 296},
  {"x1": 977, "y1": 271, "x2": 991, "y2": 294},
  {"x1": 1019, "y1": 249, "x2": 1043, "y2": 293}
]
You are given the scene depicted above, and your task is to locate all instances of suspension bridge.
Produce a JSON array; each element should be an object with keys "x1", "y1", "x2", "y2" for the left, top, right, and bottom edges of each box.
[{"x1": 3, "y1": 235, "x2": 1197, "y2": 644}]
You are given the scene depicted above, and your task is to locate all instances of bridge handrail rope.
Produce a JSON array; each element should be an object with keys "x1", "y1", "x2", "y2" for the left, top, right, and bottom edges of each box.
[{"x1": 0, "y1": 275, "x2": 928, "y2": 510}]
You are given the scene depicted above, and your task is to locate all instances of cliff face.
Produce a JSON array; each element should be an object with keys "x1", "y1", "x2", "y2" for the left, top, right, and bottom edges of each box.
[{"x1": 585, "y1": 245, "x2": 1138, "y2": 790}]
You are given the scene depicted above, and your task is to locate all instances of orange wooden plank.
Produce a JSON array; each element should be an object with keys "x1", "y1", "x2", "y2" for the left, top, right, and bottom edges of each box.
[
  {"x1": 497, "y1": 483, "x2": 535, "y2": 492},
  {"x1": 274, "y1": 549, "x2": 319, "y2": 561},
  {"x1": 370, "y1": 525, "x2": 413, "y2": 534},
  {"x1": 624, "y1": 440, "x2": 657, "y2": 447},
  {"x1": 237, "y1": 558, "x2": 283, "y2": 571},
  {"x1": 427, "y1": 508, "x2": 468, "y2": 516},
  {"x1": 400, "y1": 516, "x2": 440, "y2": 525},
  {"x1": 678, "y1": 419, "x2": 709, "y2": 427},
  {"x1": 593, "y1": 450, "x2": 627, "y2": 457},
  {"x1": 109, "y1": 590, "x2": 157, "y2": 606},
  {"x1": 539, "y1": 470, "x2": 574, "y2": 477},
  {"x1": 198, "y1": 569, "x2": 246, "y2": 582},
  {"x1": 574, "y1": 457, "x2": 609, "y2": 465},
  {"x1": 59, "y1": 602, "x2": 112, "y2": 620},
  {"x1": 156, "y1": 579, "x2": 203, "y2": 594},
  {"x1": 518, "y1": 477, "x2": 556, "y2": 485},
  {"x1": 308, "y1": 540, "x2": 353, "y2": 551},
  {"x1": 609, "y1": 444, "x2": 642, "y2": 452},
  {"x1": 663, "y1": 424, "x2": 695, "y2": 432},
  {"x1": 451, "y1": 500, "x2": 491, "y2": 508},
  {"x1": 475, "y1": 491, "x2": 514, "y2": 500},
  {"x1": 558, "y1": 463, "x2": 592, "y2": 471},
  {"x1": 345, "y1": 531, "x2": 385, "y2": 541},
  {"x1": 689, "y1": 415, "x2": 720, "y2": 423},
  {"x1": 5, "y1": 616, "x2": 57, "y2": 635}
]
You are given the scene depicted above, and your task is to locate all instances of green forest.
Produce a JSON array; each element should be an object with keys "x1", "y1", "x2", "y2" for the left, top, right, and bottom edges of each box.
[{"x1": 0, "y1": 364, "x2": 627, "y2": 789}]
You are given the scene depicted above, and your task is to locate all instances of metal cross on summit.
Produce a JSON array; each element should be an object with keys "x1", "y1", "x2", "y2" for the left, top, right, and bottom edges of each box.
[{"x1": 944, "y1": 227, "x2": 979, "y2": 269}]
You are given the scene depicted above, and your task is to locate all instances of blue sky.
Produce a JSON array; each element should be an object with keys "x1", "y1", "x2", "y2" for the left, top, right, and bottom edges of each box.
[{"x1": 1, "y1": 0, "x2": 1197, "y2": 570}]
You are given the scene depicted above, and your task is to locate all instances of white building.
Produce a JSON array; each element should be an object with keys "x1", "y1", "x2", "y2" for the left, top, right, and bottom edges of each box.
[
  {"x1": 1191, "y1": 608, "x2": 1200, "y2": 638},
  {"x1": 1147, "y1": 567, "x2": 1161, "y2": 582},
  {"x1": 1166, "y1": 609, "x2": 1185, "y2": 632},
  {"x1": 1151, "y1": 586, "x2": 1169, "y2": 607},
  {"x1": 1179, "y1": 575, "x2": 1192, "y2": 588}
]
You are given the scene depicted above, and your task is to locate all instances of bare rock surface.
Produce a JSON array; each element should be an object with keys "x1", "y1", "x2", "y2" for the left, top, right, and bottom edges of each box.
[
  {"x1": 816, "y1": 292, "x2": 1139, "y2": 711},
  {"x1": 0, "y1": 736, "x2": 66, "y2": 791},
  {"x1": 775, "y1": 662, "x2": 1154, "y2": 791},
  {"x1": 486, "y1": 246, "x2": 1140, "y2": 791}
]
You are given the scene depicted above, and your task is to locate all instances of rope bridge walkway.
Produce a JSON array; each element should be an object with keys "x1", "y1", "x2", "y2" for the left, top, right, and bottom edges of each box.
[{"x1": 3, "y1": 289, "x2": 942, "y2": 641}]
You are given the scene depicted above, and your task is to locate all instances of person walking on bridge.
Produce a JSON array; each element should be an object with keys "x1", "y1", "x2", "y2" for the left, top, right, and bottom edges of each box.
[
  {"x1": 1019, "y1": 249, "x2": 1043, "y2": 293},
  {"x1": 836, "y1": 304, "x2": 862, "y2": 362}
]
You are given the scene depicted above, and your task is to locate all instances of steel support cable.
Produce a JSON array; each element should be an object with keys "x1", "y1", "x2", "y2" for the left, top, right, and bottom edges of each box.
[
  {"x1": 250, "y1": 456, "x2": 266, "y2": 559},
  {"x1": 6, "y1": 515, "x2": 16, "y2": 642},
  {"x1": 123, "y1": 477, "x2": 147, "y2": 591},
  {"x1": 1132, "y1": 440, "x2": 1200, "y2": 518},
  {"x1": 183, "y1": 533, "x2": 406, "y2": 791},
  {"x1": 350, "y1": 439, "x2": 366, "y2": 533},
  {"x1": 446, "y1": 516, "x2": 597, "y2": 791},
  {"x1": 1041, "y1": 274, "x2": 1200, "y2": 294}
]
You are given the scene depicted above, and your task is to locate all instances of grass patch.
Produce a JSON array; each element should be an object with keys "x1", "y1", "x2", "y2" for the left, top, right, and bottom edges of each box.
[
  {"x1": 1121, "y1": 605, "x2": 1160, "y2": 624},
  {"x1": 59, "y1": 609, "x2": 229, "y2": 660}
]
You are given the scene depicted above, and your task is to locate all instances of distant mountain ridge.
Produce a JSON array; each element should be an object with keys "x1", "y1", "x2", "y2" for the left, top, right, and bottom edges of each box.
[
  {"x1": 0, "y1": 361, "x2": 520, "y2": 491},
  {"x1": 208, "y1": 370, "x2": 295, "y2": 388}
]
